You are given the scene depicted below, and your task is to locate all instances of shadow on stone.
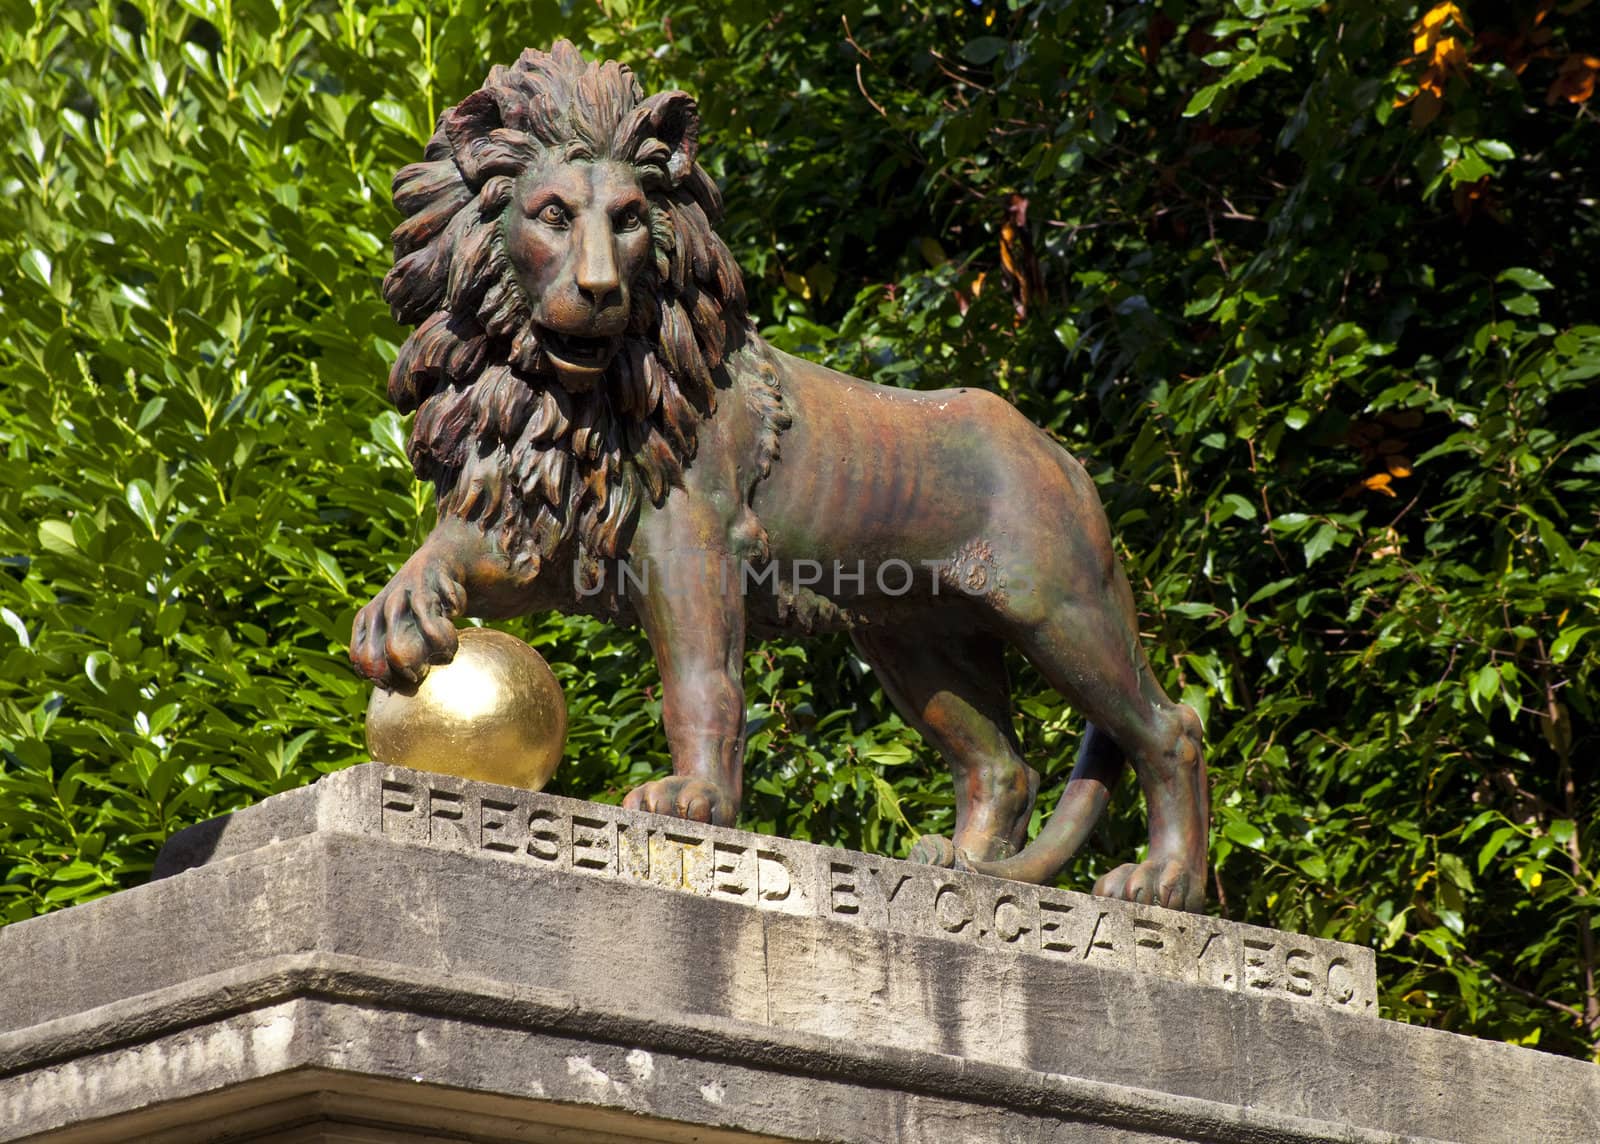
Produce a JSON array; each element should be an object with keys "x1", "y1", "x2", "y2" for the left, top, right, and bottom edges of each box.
[{"x1": 150, "y1": 815, "x2": 228, "y2": 880}]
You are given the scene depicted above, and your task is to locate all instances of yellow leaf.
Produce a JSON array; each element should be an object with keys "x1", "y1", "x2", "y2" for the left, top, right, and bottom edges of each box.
[
  {"x1": 1362, "y1": 473, "x2": 1397, "y2": 496},
  {"x1": 1421, "y1": 3, "x2": 1466, "y2": 32},
  {"x1": 1385, "y1": 455, "x2": 1413, "y2": 478},
  {"x1": 1548, "y1": 55, "x2": 1600, "y2": 105},
  {"x1": 1431, "y1": 37, "x2": 1466, "y2": 69},
  {"x1": 999, "y1": 224, "x2": 1019, "y2": 278}
]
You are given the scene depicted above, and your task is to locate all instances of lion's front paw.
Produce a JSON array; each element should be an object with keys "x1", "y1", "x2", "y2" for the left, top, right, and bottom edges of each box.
[
  {"x1": 623, "y1": 777, "x2": 736, "y2": 826},
  {"x1": 1094, "y1": 856, "x2": 1205, "y2": 913},
  {"x1": 350, "y1": 563, "x2": 467, "y2": 690}
]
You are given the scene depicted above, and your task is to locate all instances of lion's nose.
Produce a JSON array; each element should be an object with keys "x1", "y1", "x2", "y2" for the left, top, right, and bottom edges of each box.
[
  {"x1": 577, "y1": 282, "x2": 622, "y2": 311},
  {"x1": 576, "y1": 272, "x2": 621, "y2": 309},
  {"x1": 576, "y1": 230, "x2": 622, "y2": 311}
]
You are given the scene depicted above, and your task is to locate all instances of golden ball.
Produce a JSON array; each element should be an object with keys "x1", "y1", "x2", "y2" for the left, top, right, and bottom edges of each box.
[{"x1": 365, "y1": 627, "x2": 567, "y2": 791}]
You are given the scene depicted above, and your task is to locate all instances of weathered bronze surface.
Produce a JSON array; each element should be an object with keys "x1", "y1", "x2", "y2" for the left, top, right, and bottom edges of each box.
[
  {"x1": 365, "y1": 628, "x2": 566, "y2": 791},
  {"x1": 350, "y1": 41, "x2": 1210, "y2": 911}
]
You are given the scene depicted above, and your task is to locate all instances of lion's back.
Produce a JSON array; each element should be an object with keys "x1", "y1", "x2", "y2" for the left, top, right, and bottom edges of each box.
[{"x1": 749, "y1": 345, "x2": 1080, "y2": 561}]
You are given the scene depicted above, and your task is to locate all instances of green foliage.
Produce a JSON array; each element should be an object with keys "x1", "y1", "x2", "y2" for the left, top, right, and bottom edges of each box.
[{"x1": 2, "y1": 0, "x2": 1597, "y2": 1059}]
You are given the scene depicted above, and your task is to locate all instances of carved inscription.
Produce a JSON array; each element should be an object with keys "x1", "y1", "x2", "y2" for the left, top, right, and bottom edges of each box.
[
  {"x1": 375, "y1": 766, "x2": 1376, "y2": 1012},
  {"x1": 380, "y1": 770, "x2": 809, "y2": 915},
  {"x1": 479, "y1": 797, "x2": 520, "y2": 854}
]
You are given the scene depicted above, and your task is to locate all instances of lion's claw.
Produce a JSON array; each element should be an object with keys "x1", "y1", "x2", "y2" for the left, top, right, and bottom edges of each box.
[
  {"x1": 1094, "y1": 857, "x2": 1204, "y2": 913},
  {"x1": 624, "y1": 777, "x2": 735, "y2": 827},
  {"x1": 351, "y1": 561, "x2": 466, "y2": 690}
]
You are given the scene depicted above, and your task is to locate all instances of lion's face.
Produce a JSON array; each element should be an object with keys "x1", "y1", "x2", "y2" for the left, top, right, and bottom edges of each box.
[{"x1": 503, "y1": 158, "x2": 654, "y2": 390}]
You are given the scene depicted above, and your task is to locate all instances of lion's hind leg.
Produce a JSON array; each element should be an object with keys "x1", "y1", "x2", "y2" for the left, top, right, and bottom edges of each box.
[
  {"x1": 988, "y1": 565, "x2": 1208, "y2": 912},
  {"x1": 851, "y1": 627, "x2": 1038, "y2": 864}
]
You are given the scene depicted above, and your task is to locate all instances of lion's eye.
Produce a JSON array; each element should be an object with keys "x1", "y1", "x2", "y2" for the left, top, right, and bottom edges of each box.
[
  {"x1": 537, "y1": 203, "x2": 569, "y2": 227},
  {"x1": 615, "y1": 210, "x2": 643, "y2": 232}
]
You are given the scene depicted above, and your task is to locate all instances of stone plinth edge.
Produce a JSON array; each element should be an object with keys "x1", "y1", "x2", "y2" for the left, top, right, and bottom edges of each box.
[
  {"x1": 3, "y1": 763, "x2": 1596, "y2": 1143},
  {"x1": 156, "y1": 763, "x2": 1377, "y2": 1016},
  {"x1": 0, "y1": 952, "x2": 1433, "y2": 1144}
]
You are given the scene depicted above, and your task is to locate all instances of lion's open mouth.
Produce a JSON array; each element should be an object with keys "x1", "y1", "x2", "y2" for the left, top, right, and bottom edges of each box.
[{"x1": 540, "y1": 328, "x2": 620, "y2": 376}]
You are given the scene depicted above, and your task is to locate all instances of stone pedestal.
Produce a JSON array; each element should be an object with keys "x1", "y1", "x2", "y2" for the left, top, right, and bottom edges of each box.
[{"x1": 1, "y1": 764, "x2": 1595, "y2": 1142}]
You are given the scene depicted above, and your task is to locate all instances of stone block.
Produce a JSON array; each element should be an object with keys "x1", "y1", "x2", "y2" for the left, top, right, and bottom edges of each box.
[{"x1": 1, "y1": 763, "x2": 1594, "y2": 1143}]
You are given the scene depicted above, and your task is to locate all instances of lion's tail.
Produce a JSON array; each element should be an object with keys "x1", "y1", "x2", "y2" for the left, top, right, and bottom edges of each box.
[{"x1": 961, "y1": 722, "x2": 1126, "y2": 884}]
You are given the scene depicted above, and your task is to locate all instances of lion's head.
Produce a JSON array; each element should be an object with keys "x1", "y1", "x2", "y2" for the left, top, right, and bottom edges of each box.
[{"x1": 382, "y1": 41, "x2": 772, "y2": 588}]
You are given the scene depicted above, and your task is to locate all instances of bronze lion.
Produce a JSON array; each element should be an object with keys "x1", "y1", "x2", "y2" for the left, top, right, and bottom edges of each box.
[{"x1": 350, "y1": 42, "x2": 1210, "y2": 911}]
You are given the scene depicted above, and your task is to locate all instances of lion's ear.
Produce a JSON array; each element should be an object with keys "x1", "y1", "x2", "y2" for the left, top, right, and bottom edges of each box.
[
  {"x1": 618, "y1": 90, "x2": 700, "y2": 185},
  {"x1": 442, "y1": 89, "x2": 537, "y2": 187}
]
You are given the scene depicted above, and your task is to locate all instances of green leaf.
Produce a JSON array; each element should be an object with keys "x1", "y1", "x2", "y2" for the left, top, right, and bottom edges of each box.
[
  {"x1": 960, "y1": 37, "x2": 1008, "y2": 65},
  {"x1": 20, "y1": 248, "x2": 51, "y2": 286},
  {"x1": 1549, "y1": 627, "x2": 1594, "y2": 664},
  {"x1": 1472, "y1": 664, "x2": 1501, "y2": 704},
  {"x1": 1218, "y1": 493, "x2": 1257, "y2": 521},
  {"x1": 1450, "y1": 151, "x2": 1492, "y2": 184},
  {"x1": 1438, "y1": 852, "x2": 1474, "y2": 893},
  {"x1": 1497, "y1": 267, "x2": 1554, "y2": 292},
  {"x1": 1302, "y1": 524, "x2": 1336, "y2": 566},
  {"x1": 135, "y1": 397, "x2": 167, "y2": 433},
  {"x1": 1246, "y1": 577, "x2": 1296, "y2": 604},
  {"x1": 1184, "y1": 83, "x2": 1222, "y2": 117},
  {"x1": 38, "y1": 520, "x2": 76, "y2": 554},
  {"x1": 125, "y1": 479, "x2": 158, "y2": 533},
  {"x1": 1478, "y1": 826, "x2": 1517, "y2": 873},
  {"x1": 1415, "y1": 928, "x2": 1454, "y2": 962},
  {"x1": 0, "y1": 607, "x2": 29, "y2": 647},
  {"x1": 1222, "y1": 818, "x2": 1265, "y2": 851},
  {"x1": 371, "y1": 100, "x2": 419, "y2": 138},
  {"x1": 314, "y1": 550, "x2": 348, "y2": 595}
]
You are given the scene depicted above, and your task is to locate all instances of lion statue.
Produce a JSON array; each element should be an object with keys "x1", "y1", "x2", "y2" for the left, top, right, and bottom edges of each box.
[{"x1": 350, "y1": 41, "x2": 1209, "y2": 911}]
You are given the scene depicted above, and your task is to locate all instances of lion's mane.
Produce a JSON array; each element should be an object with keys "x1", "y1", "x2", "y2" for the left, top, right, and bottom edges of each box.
[{"x1": 381, "y1": 41, "x2": 783, "y2": 589}]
